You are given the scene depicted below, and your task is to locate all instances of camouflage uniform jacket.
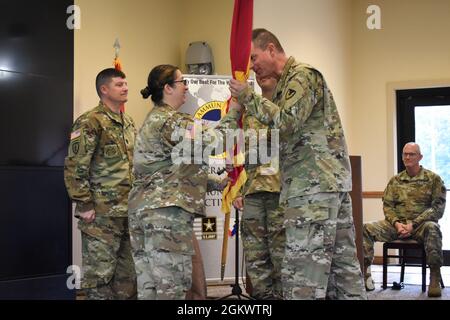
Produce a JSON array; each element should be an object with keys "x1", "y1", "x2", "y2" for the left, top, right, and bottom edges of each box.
[
  {"x1": 64, "y1": 101, "x2": 136, "y2": 217},
  {"x1": 383, "y1": 166, "x2": 447, "y2": 228},
  {"x1": 128, "y1": 103, "x2": 241, "y2": 217},
  {"x1": 241, "y1": 113, "x2": 280, "y2": 196},
  {"x1": 238, "y1": 57, "x2": 351, "y2": 203}
]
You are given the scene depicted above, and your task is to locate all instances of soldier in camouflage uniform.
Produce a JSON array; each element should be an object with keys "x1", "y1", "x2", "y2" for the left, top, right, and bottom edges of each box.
[
  {"x1": 64, "y1": 68, "x2": 137, "y2": 300},
  {"x1": 128, "y1": 65, "x2": 242, "y2": 300},
  {"x1": 233, "y1": 75, "x2": 284, "y2": 300},
  {"x1": 229, "y1": 29, "x2": 366, "y2": 300},
  {"x1": 363, "y1": 142, "x2": 446, "y2": 297}
]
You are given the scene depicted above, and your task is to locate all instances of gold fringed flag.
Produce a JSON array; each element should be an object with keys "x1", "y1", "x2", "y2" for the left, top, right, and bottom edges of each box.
[
  {"x1": 220, "y1": 0, "x2": 253, "y2": 281},
  {"x1": 113, "y1": 38, "x2": 125, "y2": 113}
]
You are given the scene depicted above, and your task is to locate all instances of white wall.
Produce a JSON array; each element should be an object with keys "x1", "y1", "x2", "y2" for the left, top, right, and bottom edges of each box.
[
  {"x1": 254, "y1": 0, "x2": 353, "y2": 134},
  {"x1": 75, "y1": 0, "x2": 181, "y2": 127},
  {"x1": 178, "y1": 0, "x2": 233, "y2": 75}
]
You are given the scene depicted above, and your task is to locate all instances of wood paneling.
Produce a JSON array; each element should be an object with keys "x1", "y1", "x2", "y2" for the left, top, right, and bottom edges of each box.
[{"x1": 350, "y1": 156, "x2": 364, "y2": 272}]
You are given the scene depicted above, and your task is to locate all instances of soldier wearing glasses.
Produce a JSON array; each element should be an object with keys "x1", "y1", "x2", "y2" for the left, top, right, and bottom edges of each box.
[
  {"x1": 363, "y1": 142, "x2": 447, "y2": 297},
  {"x1": 128, "y1": 64, "x2": 242, "y2": 300}
]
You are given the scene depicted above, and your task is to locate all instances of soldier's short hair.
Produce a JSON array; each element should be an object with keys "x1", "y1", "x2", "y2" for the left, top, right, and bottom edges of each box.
[
  {"x1": 252, "y1": 28, "x2": 284, "y2": 53},
  {"x1": 95, "y1": 68, "x2": 126, "y2": 98},
  {"x1": 404, "y1": 142, "x2": 422, "y2": 155},
  {"x1": 141, "y1": 64, "x2": 178, "y2": 106}
]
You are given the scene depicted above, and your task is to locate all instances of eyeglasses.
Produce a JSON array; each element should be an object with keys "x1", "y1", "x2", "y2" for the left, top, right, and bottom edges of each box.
[
  {"x1": 402, "y1": 152, "x2": 418, "y2": 158},
  {"x1": 173, "y1": 79, "x2": 188, "y2": 86}
]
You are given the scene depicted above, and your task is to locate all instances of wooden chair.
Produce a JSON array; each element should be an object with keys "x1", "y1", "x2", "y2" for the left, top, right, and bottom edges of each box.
[{"x1": 382, "y1": 239, "x2": 445, "y2": 292}]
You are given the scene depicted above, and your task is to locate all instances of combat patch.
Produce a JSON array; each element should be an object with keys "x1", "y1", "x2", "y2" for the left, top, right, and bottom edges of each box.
[
  {"x1": 284, "y1": 81, "x2": 304, "y2": 102},
  {"x1": 71, "y1": 140, "x2": 80, "y2": 155},
  {"x1": 286, "y1": 88, "x2": 297, "y2": 100}
]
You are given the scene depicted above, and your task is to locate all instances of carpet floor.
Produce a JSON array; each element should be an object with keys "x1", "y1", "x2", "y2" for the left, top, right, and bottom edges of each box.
[{"x1": 206, "y1": 265, "x2": 450, "y2": 300}]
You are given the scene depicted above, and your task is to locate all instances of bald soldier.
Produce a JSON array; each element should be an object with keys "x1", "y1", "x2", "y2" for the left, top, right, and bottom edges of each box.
[
  {"x1": 64, "y1": 68, "x2": 137, "y2": 299},
  {"x1": 363, "y1": 142, "x2": 446, "y2": 297},
  {"x1": 229, "y1": 28, "x2": 366, "y2": 300}
]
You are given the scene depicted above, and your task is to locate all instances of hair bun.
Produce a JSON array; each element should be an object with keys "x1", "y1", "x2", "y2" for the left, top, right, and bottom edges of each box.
[{"x1": 140, "y1": 86, "x2": 151, "y2": 99}]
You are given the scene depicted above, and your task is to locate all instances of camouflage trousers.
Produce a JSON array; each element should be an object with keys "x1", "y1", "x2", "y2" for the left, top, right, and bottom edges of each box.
[
  {"x1": 241, "y1": 192, "x2": 285, "y2": 299},
  {"x1": 78, "y1": 217, "x2": 137, "y2": 300},
  {"x1": 363, "y1": 219, "x2": 443, "y2": 268},
  {"x1": 282, "y1": 192, "x2": 366, "y2": 300},
  {"x1": 129, "y1": 206, "x2": 194, "y2": 300},
  {"x1": 185, "y1": 234, "x2": 207, "y2": 300}
]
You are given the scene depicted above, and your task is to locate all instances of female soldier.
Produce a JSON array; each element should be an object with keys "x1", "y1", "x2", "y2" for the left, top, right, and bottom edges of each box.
[{"x1": 128, "y1": 64, "x2": 241, "y2": 299}]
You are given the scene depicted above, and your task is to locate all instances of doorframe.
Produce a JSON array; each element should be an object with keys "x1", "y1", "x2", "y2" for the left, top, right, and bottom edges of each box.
[{"x1": 386, "y1": 79, "x2": 450, "y2": 179}]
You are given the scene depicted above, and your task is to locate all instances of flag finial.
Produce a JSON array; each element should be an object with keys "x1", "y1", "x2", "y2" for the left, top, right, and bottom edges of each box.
[{"x1": 113, "y1": 38, "x2": 121, "y2": 58}]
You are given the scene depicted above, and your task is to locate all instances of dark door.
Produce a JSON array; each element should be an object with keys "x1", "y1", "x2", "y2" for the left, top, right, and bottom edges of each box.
[
  {"x1": 396, "y1": 87, "x2": 450, "y2": 265},
  {"x1": 0, "y1": 0, "x2": 74, "y2": 299}
]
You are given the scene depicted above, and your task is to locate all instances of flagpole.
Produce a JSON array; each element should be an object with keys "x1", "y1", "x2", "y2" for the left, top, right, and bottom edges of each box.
[
  {"x1": 220, "y1": 211, "x2": 230, "y2": 280},
  {"x1": 219, "y1": 0, "x2": 253, "y2": 284}
]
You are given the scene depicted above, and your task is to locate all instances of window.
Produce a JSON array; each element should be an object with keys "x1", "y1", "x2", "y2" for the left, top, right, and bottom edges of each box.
[{"x1": 415, "y1": 105, "x2": 450, "y2": 250}]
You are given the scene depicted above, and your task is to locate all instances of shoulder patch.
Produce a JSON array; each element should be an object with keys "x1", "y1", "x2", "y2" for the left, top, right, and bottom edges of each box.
[
  {"x1": 286, "y1": 88, "x2": 296, "y2": 100},
  {"x1": 71, "y1": 140, "x2": 80, "y2": 155},
  {"x1": 284, "y1": 81, "x2": 304, "y2": 102}
]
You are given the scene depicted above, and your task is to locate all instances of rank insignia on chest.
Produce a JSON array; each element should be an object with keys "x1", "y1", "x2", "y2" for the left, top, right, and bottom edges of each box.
[{"x1": 104, "y1": 144, "x2": 119, "y2": 158}]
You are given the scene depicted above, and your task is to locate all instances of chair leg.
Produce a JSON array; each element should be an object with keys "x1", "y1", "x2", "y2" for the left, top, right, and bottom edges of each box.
[
  {"x1": 422, "y1": 249, "x2": 426, "y2": 292},
  {"x1": 383, "y1": 244, "x2": 388, "y2": 289},
  {"x1": 440, "y1": 278, "x2": 445, "y2": 289},
  {"x1": 400, "y1": 249, "x2": 406, "y2": 283}
]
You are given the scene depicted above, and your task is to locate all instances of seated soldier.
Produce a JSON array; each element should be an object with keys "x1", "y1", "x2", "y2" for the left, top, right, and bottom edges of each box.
[{"x1": 363, "y1": 142, "x2": 446, "y2": 297}]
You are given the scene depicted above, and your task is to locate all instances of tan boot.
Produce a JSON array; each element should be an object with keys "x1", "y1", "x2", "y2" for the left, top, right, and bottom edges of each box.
[
  {"x1": 428, "y1": 267, "x2": 442, "y2": 298},
  {"x1": 364, "y1": 265, "x2": 375, "y2": 291}
]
